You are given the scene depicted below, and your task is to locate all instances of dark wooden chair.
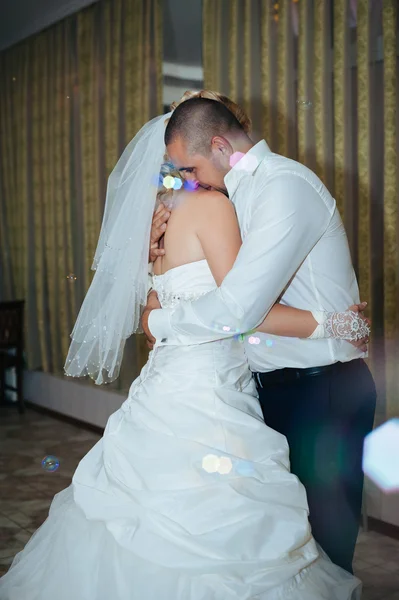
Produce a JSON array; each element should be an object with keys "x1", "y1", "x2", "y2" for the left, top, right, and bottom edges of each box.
[{"x1": 0, "y1": 300, "x2": 25, "y2": 413}]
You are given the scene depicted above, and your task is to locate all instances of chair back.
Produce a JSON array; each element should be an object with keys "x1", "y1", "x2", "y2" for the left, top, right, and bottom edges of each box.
[{"x1": 0, "y1": 300, "x2": 25, "y2": 352}]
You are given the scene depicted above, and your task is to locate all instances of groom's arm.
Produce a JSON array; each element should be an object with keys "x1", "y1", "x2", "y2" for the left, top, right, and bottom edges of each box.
[{"x1": 148, "y1": 172, "x2": 333, "y2": 345}]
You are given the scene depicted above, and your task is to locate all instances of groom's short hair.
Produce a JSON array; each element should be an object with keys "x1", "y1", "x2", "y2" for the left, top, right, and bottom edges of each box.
[{"x1": 165, "y1": 98, "x2": 244, "y2": 155}]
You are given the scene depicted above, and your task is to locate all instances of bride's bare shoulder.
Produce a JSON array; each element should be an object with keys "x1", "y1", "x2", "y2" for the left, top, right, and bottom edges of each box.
[{"x1": 181, "y1": 188, "x2": 232, "y2": 212}]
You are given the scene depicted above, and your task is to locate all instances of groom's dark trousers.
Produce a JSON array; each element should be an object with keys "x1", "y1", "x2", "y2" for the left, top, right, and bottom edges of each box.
[{"x1": 254, "y1": 358, "x2": 376, "y2": 574}]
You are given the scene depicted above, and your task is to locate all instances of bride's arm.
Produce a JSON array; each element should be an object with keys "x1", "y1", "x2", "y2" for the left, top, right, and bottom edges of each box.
[
  {"x1": 256, "y1": 304, "x2": 319, "y2": 338},
  {"x1": 196, "y1": 191, "x2": 368, "y2": 341}
]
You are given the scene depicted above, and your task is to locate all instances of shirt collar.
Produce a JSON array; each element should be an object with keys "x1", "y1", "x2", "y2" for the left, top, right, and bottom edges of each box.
[{"x1": 224, "y1": 140, "x2": 272, "y2": 199}]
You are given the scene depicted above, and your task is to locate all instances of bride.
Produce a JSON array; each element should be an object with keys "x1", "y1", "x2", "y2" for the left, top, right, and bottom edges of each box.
[{"x1": 0, "y1": 92, "x2": 369, "y2": 599}]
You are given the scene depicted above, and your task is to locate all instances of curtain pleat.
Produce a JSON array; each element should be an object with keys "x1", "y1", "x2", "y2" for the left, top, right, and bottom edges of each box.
[
  {"x1": 77, "y1": 9, "x2": 101, "y2": 288},
  {"x1": 31, "y1": 34, "x2": 48, "y2": 371},
  {"x1": 12, "y1": 47, "x2": 27, "y2": 302},
  {"x1": 297, "y1": 0, "x2": 313, "y2": 168},
  {"x1": 62, "y1": 22, "x2": 76, "y2": 340},
  {"x1": 357, "y1": 1, "x2": 372, "y2": 336},
  {"x1": 261, "y1": 0, "x2": 272, "y2": 141},
  {"x1": 203, "y1": 0, "x2": 215, "y2": 90},
  {"x1": 382, "y1": 0, "x2": 398, "y2": 418},
  {"x1": 0, "y1": 57, "x2": 16, "y2": 297},
  {"x1": 154, "y1": 0, "x2": 163, "y2": 116},
  {"x1": 43, "y1": 31, "x2": 60, "y2": 370},
  {"x1": 333, "y1": 0, "x2": 349, "y2": 221},
  {"x1": 228, "y1": 0, "x2": 239, "y2": 101},
  {"x1": 142, "y1": 2, "x2": 151, "y2": 125},
  {"x1": 313, "y1": 0, "x2": 331, "y2": 185},
  {"x1": 125, "y1": 0, "x2": 142, "y2": 146},
  {"x1": 276, "y1": 0, "x2": 290, "y2": 157},
  {"x1": 104, "y1": 0, "x2": 121, "y2": 179},
  {"x1": 243, "y1": 0, "x2": 252, "y2": 119},
  {"x1": 53, "y1": 24, "x2": 72, "y2": 363},
  {"x1": 0, "y1": 65, "x2": 13, "y2": 299}
]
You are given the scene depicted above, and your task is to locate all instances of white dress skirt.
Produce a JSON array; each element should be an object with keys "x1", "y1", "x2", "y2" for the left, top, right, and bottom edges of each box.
[{"x1": 0, "y1": 260, "x2": 362, "y2": 599}]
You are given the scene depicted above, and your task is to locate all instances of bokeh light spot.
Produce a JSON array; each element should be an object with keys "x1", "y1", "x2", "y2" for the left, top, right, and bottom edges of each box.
[
  {"x1": 218, "y1": 457, "x2": 233, "y2": 475},
  {"x1": 163, "y1": 175, "x2": 175, "y2": 189},
  {"x1": 202, "y1": 454, "x2": 220, "y2": 473},
  {"x1": 183, "y1": 180, "x2": 199, "y2": 192},
  {"x1": 173, "y1": 178, "x2": 183, "y2": 190},
  {"x1": 230, "y1": 152, "x2": 245, "y2": 168},
  {"x1": 235, "y1": 460, "x2": 254, "y2": 477},
  {"x1": 230, "y1": 152, "x2": 258, "y2": 172},
  {"x1": 363, "y1": 419, "x2": 399, "y2": 493}
]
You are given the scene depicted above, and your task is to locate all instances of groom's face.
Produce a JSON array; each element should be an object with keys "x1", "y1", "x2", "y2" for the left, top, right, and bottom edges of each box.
[{"x1": 167, "y1": 136, "x2": 231, "y2": 194}]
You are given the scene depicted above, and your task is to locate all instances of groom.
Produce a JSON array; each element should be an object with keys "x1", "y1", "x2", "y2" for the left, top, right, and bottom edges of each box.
[{"x1": 142, "y1": 97, "x2": 376, "y2": 574}]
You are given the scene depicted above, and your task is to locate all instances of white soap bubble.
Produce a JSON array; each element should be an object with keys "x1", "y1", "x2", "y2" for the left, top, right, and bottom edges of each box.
[
  {"x1": 296, "y1": 98, "x2": 313, "y2": 110},
  {"x1": 41, "y1": 455, "x2": 60, "y2": 472}
]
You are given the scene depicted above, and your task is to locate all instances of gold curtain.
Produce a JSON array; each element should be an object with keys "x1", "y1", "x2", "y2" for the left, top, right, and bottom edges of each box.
[
  {"x1": 0, "y1": 0, "x2": 162, "y2": 389},
  {"x1": 382, "y1": 0, "x2": 398, "y2": 418},
  {"x1": 203, "y1": 0, "x2": 399, "y2": 420}
]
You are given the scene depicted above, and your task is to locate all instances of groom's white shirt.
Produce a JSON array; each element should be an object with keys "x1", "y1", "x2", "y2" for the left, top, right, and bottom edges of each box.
[{"x1": 149, "y1": 140, "x2": 365, "y2": 372}]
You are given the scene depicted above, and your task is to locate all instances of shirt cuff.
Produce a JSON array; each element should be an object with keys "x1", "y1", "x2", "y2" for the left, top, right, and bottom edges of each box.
[{"x1": 148, "y1": 308, "x2": 174, "y2": 342}]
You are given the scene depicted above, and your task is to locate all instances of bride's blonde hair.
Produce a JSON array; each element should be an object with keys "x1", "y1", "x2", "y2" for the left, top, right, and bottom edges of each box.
[{"x1": 157, "y1": 90, "x2": 251, "y2": 205}]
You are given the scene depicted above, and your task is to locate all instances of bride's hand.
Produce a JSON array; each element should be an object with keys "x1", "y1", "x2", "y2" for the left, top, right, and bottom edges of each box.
[
  {"x1": 141, "y1": 291, "x2": 160, "y2": 349},
  {"x1": 149, "y1": 203, "x2": 170, "y2": 262}
]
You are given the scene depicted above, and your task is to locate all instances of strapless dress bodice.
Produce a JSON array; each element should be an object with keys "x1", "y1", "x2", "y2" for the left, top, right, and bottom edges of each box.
[{"x1": 152, "y1": 259, "x2": 215, "y2": 309}]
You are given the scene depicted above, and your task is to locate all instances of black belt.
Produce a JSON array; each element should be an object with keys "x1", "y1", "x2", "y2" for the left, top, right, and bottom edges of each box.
[{"x1": 254, "y1": 363, "x2": 339, "y2": 388}]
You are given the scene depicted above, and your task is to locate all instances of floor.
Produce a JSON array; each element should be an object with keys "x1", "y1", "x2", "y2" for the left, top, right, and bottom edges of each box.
[{"x1": 1, "y1": 405, "x2": 399, "y2": 598}]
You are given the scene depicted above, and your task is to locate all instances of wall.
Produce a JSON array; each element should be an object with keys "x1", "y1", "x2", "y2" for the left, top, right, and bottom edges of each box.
[
  {"x1": 0, "y1": 0, "x2": 100, "y2": 51},
  {"x1": 25, "y1": 370, "x2": 124, "y2": 429},
  {"x1": 163, "y1": 0, "x2": 203, "y2": 106}
]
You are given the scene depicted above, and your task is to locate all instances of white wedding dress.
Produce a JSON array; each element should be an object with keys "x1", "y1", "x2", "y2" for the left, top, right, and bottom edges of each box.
[{"x1": 0, "y1": 260, "x2": 361, "y2": 600}]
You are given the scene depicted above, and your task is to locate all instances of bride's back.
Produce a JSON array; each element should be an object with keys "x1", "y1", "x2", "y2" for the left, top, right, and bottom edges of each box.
[{"x1": 153, "y1": 188, "x2": 210, "y2": 276}]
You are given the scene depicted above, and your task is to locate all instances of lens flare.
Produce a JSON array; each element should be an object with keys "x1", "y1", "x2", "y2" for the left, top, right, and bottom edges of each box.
[
  {"x1": 173, "y1": 178, "x2": 183, "y2": 190},
  {"x1": 202, "y1": 454, "x2": 233, "y2": 475},
  {"x1": 163, "y1": 175, "x2": 175, "y2": 189},
  {"x1": 230, "y1": 152, "x2": 259, "y2": 172},
  {"x1": 362, "y1": 419, "x2": 399, "y2": 493},
  {"x1": 183, "y1": 180, "x2": 199, "y2": 191}
]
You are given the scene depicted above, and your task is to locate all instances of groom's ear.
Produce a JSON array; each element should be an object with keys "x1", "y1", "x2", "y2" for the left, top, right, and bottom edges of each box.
[{"x1": 211, "y1": 136, "x2": 233, "y2": 156}]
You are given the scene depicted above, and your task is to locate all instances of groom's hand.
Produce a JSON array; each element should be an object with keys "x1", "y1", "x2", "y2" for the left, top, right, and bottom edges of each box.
[
  {"x1": 142, "y1": 291, "x2": 160, "y2": 349},
  {"x1": 149, "y1": 203, "x2": 170, "y2": 263},
  {"x1": 348, "y1": 301, "x2": 370, "y2": 352}
]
